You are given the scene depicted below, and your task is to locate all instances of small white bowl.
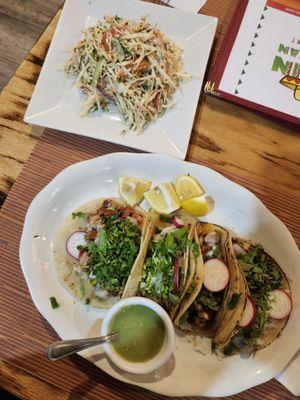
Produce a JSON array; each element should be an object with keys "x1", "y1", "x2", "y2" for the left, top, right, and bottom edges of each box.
[{"x1": 101, "y1": 297, "x2": 174, "y2": 374}]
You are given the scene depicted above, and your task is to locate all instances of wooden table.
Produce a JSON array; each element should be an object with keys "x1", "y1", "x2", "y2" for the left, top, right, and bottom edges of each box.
[{"x1": 0, "y1": 4, "x2": 299, "y2": 400}]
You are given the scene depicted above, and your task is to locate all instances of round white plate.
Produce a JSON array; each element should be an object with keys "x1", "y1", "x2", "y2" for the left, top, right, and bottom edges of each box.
[{"x1": 20, "y1": 153, "x2": 300, "y2": 397}]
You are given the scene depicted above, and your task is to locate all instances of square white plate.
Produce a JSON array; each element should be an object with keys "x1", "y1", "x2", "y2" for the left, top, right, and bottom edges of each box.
[{"x1": 24, "y1": 0, "x2": 217, "y2": 159}]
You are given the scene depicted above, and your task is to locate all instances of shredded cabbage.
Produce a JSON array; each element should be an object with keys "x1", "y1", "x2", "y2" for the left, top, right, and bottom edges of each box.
[{"x1": 64, "y1": 15, "x2": 188, "y2": 133}]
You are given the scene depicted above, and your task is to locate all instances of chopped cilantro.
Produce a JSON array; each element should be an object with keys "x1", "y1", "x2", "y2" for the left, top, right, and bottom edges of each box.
[
  {"x1": 72, "y1": 211, "x2": 91, "y2": 219},
  {"x1": 189, "y1": 241, "x2": 200, "y2": 258},
  {"x1": 211, "y1": 246, "x2": 221, "y2": 258},
  {"x1": 88, "y1": 241, "x2": 96, "y2": 253},
  {"x1": 97, "y1": 229, "x2": 107, "y2": 252},
  {"x1": 86, "y1": 214, "x2": 141, "y2": 295},
  {"x1": 50, "y1": 296, "x2": 59, "y2": 309},
  {"x1": 159, "y1": 215, "x2": 172, "y2": 223},
  {"x1": 140, "y1": 227, "x2": 189, "y2": 311},
  {"x1": 228, "y1": 293, "x2": 241, "y2": 309},
  {"x1": 197, "y1": 288, "x2": 222, "y2": 312},
  {"x1": 237, "y1": 244, "x2": 283, "y2": 346}
]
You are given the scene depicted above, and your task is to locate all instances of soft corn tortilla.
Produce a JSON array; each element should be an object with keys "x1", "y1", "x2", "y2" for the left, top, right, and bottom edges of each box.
[
  {"x1": 211, "y1": 232, "x2": 248, "y2": 349},
  {"x1": 121, "y1": 210, "x2": 160, "y2": 299},
  {"x1": 122, "y1": 211, "x2": 197, "y2": 318},
  {"x1": 222, "y1": 238, "x2": 292, "y2": 352},
  {"x1": 174, "y1": 223, "x2": 247, "y2": 343},
  {"x1": 53, "y1": 198, "x2": 146, "y2": 308},
  {"x1": 173, "y1": 227, "x2": 203, "y2": 326},
  {"x1": 255, "y1": 264, "x2": 291, "y2": 350},
  {"x1": 170, "y1": 227, "x2": 201, "y2": 321}
]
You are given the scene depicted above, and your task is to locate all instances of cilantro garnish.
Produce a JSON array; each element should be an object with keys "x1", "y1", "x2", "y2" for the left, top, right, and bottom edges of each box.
[
  {"x1": 159, "y1": 215, "x2": 172, "y2": 223},
  {"x1": 50, "y1": 296, "x2": 60, "y2": 309},
  {"x1": 197, "y1": 288, "x2": 222, "y2": 312},
  {"x1": 72, "y1": 211, "x2": 91, "y2": 219},
  {"x1": 140, "y1": 227, "x2": 189, "y2": 310},
  {"x1": 86, "y1": 214, "x2": 141, "y2": 295},
  {"x1": 237, "y1": 244, "x2": 283, "y2": 346},
  {"x1": 228, "y1": 293, "x2": 241, "y2": 309}
]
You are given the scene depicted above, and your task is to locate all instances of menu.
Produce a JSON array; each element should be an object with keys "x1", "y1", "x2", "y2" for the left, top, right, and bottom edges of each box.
[{"x1": 206, "y1": 0, "x2": 300, "y2": 124}]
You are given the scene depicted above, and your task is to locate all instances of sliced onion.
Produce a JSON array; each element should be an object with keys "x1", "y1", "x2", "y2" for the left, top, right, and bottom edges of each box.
[
  {"x1": 79, "y1": 251, "x2": 89, "y2": 265},
  {"x1": 233, "y1": 242, "x2": 246, "y2": 256},
  {"x1": 172, "y1": 216, "x2": 185, "y2": 228},
  {"x1": 204, "y1": 231, "x2": 220, "y2": 245},
  {"x1": 160, "y1": 225, "x2": 177, "y2": 235},
  {"x1": 94, "y1": 289, "x2": 109, "y2": 300},
  {"x1": 127, "y1": 216, "x2": 138, "y2": 226}
]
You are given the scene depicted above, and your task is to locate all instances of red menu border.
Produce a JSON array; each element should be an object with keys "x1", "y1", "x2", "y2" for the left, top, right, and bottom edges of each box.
[{"x1": 208, "y1": 0, "x2": 300, "y2": 125}]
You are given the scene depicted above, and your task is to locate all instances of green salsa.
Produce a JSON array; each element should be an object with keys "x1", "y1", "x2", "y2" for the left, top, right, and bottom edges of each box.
[{"x1": 109, "y1": 305, "x2": 166, "y2": 362}]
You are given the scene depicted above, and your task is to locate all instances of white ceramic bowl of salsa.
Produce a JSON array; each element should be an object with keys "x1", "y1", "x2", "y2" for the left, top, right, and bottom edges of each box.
[{"x1": 101, "y1": 297, "x2": 174, "y2": 374}]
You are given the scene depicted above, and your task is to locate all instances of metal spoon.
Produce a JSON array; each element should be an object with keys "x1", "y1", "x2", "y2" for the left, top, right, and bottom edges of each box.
[{"x1": 45, "y1": 332, "x2": 118, "y2": 361}]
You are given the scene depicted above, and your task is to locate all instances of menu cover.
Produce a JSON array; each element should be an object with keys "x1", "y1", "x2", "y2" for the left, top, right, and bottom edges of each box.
[{"x1": 205, "y1": 0, "x2": 300, "y2": 124}]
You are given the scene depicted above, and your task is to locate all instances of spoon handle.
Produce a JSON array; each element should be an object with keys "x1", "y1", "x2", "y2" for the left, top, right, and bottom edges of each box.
[{"x1": 46, "y1": 333, "x2": 118, "y2": 361}]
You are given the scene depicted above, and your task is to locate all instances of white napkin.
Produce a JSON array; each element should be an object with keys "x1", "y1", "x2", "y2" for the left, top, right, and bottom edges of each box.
[
  {"x1": 163, "y1": 0, "x2": 207, "y2": 13},
  {"x1": 277, "y1": 350, "x2": 300, "y2": 396}
]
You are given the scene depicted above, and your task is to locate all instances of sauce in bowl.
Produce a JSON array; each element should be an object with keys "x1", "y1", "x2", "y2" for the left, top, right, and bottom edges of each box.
[
  {"x1": 109, "y1": 304, "x2": 165, "y2": 362},
  {"x1": 101, "y1": 297, "x2": 174, "y2": 374}
]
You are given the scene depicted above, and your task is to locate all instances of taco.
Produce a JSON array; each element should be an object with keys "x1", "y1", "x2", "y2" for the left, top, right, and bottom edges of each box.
[
  {"x1": 122, "y1": 212, "x2": 198, "y2": 315},
  {"x1": 53, "y1": 198, "x2": 152, "y2": 308},
  {"x1": 174, "y1": 223, "x2": 247, "y2": 343},
  {"x1": 219, "y1": 238, "x2": 292, "y2": 356}
]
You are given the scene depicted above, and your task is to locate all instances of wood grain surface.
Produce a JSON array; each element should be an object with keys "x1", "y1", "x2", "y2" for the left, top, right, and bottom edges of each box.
[
  {"x1": 0, "y1": 0, "x2": 299, "y2": 399},
  {"x1": 0, "y1": 10, "x2": 61, "y2": 207},
  {"x1": 0, "y1": 0, "x2": 63, "y2": 90}
]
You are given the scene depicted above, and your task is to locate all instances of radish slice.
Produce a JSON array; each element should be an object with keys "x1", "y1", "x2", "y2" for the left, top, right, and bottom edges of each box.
[
  {"x1": 203, "y1": 258, "x2": 229, "y2": 292},
  {"x1": 173, "y1": 259, "x2": 179, "y2": 294},
  {"x1": 268, "y1": 289, "x2": 292, "y2": 320},
  {"x1": 172, "y1": 216, "x2": 185, "y2": 228},
  {"x1": 66, "y1": 231, "x2": 87, "y2": 260},
  {"x1": 204, "y1": 231, "x2": 220, "y2": 245},
  {"x1": 239, "y1": 296, "x2": 257, "y2": 328}
]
